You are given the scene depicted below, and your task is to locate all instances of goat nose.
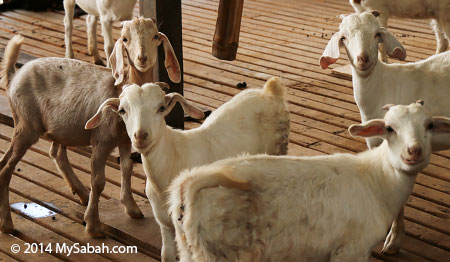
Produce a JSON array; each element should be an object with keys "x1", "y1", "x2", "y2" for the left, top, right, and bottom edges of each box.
[
  {"x1": 134, "y1": 130, "x2": 149, "y2": 141},
  {"x1": 357, "y1": 54, "x2": 369, "y2": 65},
  {"x1": 407, "y1": 145, "x2": 422, "y2": 158},
  {"x1": 138, "y1": 55, "x2": 148, "y2": 62}
]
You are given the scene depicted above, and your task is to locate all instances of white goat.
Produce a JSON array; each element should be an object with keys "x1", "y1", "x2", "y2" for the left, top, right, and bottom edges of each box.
[
  {"x1": 320, "y1": 11, "x2": 450, "y2": 254},
  {"x1": 85, "y1": 77, "x2": 290, "y2": 262},
  {"x1": 0, "y1": 17, "x2": 180, "y2": 238},
  {"x1": 64, "y1": 0, "x2": 137, "y2": 66},
  {"x1": 169, "y1": 102, "x2": 450, "y2": 262},
  {"x1": 349, "y1": 0, "x2": 450, "y2": 61}
]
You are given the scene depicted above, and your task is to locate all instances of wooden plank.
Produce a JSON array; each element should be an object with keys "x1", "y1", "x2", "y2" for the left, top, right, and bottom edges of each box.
[{"x1": 331, "y1": 64, "x2": 352, "y2": 80}]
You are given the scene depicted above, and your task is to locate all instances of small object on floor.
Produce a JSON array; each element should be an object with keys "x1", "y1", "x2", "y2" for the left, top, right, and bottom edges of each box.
[
  {"x1": 24, "y1": 204, "x2": 27, "y2": 209},
  {"x1": 52, "y1": 216, "x2": 56, "y2": 221},
  {"x1": 236, "y1": 81, "x2": 247, "y2": 89}
]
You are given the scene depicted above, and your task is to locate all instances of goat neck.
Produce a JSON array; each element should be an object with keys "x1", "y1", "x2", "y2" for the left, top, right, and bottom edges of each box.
[
  {"x1": 127, "y1": 63, "x2": 155, "y2": 86},
  {"x1": 359, "y1": 143, "x2": 417, "y2": 220}
]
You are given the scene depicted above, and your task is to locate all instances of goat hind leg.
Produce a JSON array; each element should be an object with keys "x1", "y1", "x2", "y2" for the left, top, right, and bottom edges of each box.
[
  {"x1": 63, "y1": 0, "x2": 75, "y2": 58},
  {"x1": 0, "y1": 131, "x2": 39, "y2": 233},
  {"x1": 118, "y1": 143, "x2": 143, "y2": 219},
  {"x1": 84, "y1": 146, "x2": 111, "y2": 238},
  {"x1": 49, "y1": 142, "x2": 89, "y2": 205},
  {"x1": 100, "y1": 19, "x2": 114, "y2": 68},
  {"x1": 86, "y1": 14, "x2": 105, "y2": 66}
]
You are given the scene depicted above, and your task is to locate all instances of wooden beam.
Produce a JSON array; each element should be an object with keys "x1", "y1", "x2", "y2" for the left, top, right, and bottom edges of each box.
[
  {"x1": 140, "y1": 0, "x2": 184, "y2": 129},
  {"x1": 212, "y1": 0, "x2": 244, "y2": 61}
]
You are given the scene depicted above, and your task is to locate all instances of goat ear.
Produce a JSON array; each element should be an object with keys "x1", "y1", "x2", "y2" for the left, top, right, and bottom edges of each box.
[
  {"x1": 164, "y1": 93, "x2": 204, "y2": 119},
  {"x1": 380, "y1": 28, "x2": 406, "y2": 60},
  {"x1": 431, "y1": 116, "x2": 450, "y2": 134},
  {"x1": 158, "y1": 33, "x2": 181, "y2": 83},
  {"x1": 348, "y1": 119, "x2": 386, "y2": 138},
  {"x1": 110, "y1": 39, "x2": 125, "y2": 86},
  {"x1": 320, "y1": 32, "x2": 341, "y2": 69},
  {"x1": 85, "y1": 98, "x2": 120, "y2": 130}
]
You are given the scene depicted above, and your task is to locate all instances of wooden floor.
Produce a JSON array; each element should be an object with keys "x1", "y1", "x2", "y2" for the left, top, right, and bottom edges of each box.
[{"x1": 0, "y1": 0, "x2": 449, "y2": 261}]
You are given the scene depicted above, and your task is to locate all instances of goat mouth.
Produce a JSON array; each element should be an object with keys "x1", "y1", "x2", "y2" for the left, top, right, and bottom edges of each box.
[
  {"x1": 401, "y1": 155, "x2": 423, "y2": 166},
  {"x1": 133, "y1": 142, "x2": 149, "y2": 152},
  {"x1": 134, "y1": 62, "x2": 151, "y2": 72},
  {"x1": 356, "y1": 63, "x2": 372, "y2": 72}
]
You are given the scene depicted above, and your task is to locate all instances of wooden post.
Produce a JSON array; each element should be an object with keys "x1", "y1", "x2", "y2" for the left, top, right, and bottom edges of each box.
[
  {"x1": 212, "y1": 0, "x2": 244, "y2": 61},
  {"x1": 140, "y1": 0, "x2": 184, "y2": 129}
]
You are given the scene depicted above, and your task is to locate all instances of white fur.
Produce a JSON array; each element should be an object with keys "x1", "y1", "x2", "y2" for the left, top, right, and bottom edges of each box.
[
  {"x1": 88, "y1": 77, "x2": 290, "y2": 262},
  {"x1": 0, "y1": 19, "x2": 180, "y2": 238},
  {"x1": 349, "y1": 0, "x2": 450, "y2": 59},
  {"x1": 169, "y1": 102, "x2": 450, "y2": 262},
  {"x1": 63, "y1": 0, "x2": 137, "y2": 66},
  {"x1": 320, "y1": 12, "x2": 450, "y2": 255},
  {"x1": 320, "y1": 12, "x2": 450, "y2": 151}
]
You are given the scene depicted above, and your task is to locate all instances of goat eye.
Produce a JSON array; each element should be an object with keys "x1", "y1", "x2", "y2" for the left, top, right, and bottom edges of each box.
[
  {"x1": 340, "y1": 36, "x2": 346, "y2": 41},
  {"x1": 153, "y1": 34, "x2": 159, "y2": 40},
  {"x1": 122, "y1": 37, "x2": 128, "y2": 43},
  {"x1": 386, "y1": 126, "x2": 394, "y2": 133},
  {"x1": 158, "y1": 105, "x2": 165, "y2": 112},
  {"x1": 118, "y1": 108, "x2": 126, "y2": 114},
  {"x1": 427, "y1": 122, "x2": 434, "y2": 130},
  {"x1": 375, "y1": 32, "x2": 381, "y2": 38}
]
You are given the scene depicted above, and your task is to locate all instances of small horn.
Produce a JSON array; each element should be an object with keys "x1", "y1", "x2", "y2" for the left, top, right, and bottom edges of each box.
[
  {"x1": 370, "y1": 10, "x2": 381, "y2": 17},
  {"x1": 416, "y1": 99, "x2": 424, "y2": 106},
  {"x1": 382, "y1": 104, "x2": 395, "y2": 111},
  {"x1": 155, "y1": 82, "x2": 170, "y2": 91},
  {"x1": 337, "y1": 14, "x2": 346, "y2": 20}
]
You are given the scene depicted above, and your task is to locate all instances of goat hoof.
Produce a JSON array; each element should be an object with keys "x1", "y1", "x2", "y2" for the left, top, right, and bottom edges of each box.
[
  {"x1": 381, "y1": 236, "x2": 401, "y2": 255},
  {"x1": 381, "y1": 245, "x2": 400, "y2": 255},
  {"x1": 86, "y1": 224, "x2": 105, "y2": 238},
  {"x1": 76, "y1": 189, "x2": 90, "y2": 206},
  {"x1": 127, "y1": 209, "x2": 144, "y2": 219},
  {"x1": 0, "y1": 221, "x2": 14, "y2": 234}
]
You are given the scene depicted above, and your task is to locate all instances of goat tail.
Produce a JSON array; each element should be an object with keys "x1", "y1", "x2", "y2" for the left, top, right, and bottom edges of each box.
[
  {"x1": 263, "y1": 76, "x2": 285, "y2": 98},
  {"x1": 169, "y1": 165, "x2": 250, "y2": 224},
  {"x1": 1, "y1": 35, "x2": 24, "y2": 89}
]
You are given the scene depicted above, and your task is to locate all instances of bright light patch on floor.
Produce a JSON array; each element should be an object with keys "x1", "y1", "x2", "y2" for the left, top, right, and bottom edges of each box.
[{"x1": 10, "y1": 202, "x2": 58, "y2": 219}]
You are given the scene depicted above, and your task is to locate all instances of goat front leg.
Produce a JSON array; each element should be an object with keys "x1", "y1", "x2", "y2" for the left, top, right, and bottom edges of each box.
[
  {"x1": 377, "y1": 15, "x2": 389, "y2": 63},
  {"x1": 84, "y1": 146, "x2": 110, "y2": 238},
  {"x1": 100, "y1": 18, "x2": 114, "y2": 68},
  {"x1": 49, "y1": 142, "x2": 89, "y2": 206},
  {"x1": 118, "y1": 143, "x2": 143, "y2": 219},
  {"x1": 63, "y1": 0, "x2": 75, "y2": 58},
  {"x1": 146, "y1": 181, "x2": 177, "y2": 262},
  {"x1": 0, "y1": 130, "x2": 39, "y2": 233},
  {"x1": 160, "y1": 224, "x2": 178, "y2": 262},
  {"x1": 382, "y1": 209, "x2": 405, "y2": 255},
  {"x1": 86, "y1": 14, "x2": 105, "y2": 66}
]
